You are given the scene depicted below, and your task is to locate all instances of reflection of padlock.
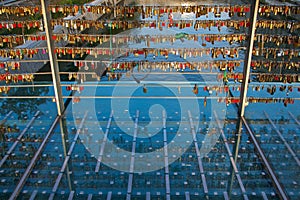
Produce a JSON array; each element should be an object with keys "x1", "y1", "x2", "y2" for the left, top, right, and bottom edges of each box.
[
  {"x1": 143, "y1": 85, "x2": 147, "y2": 93},
  {"x1": 193, "y1": 84, "x2": 198, "y2": 94},
  {"x1": 214, "y1": 7, "x2": 221, "y2": 18},
  {"x1": 237, "y1": 7, "x2": 245, "y2": 17},
  {"x1": 229, "y1": 6, "x2": 234, "y2": 17}
]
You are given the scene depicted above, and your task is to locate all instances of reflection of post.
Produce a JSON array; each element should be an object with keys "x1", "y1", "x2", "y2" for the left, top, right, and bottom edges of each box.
[
  {"x1": 233, "y1": 120, "x2": 242, "y2": 163},
  {"x1": 187, "y1": 111, "x2": 209, "y2": 197},
  {"x1": 59, "y1": 117, "x2": 74, "y2": 191},
  {"x1": 126, "y1": 110, "x2": 139, "y2": 200},
  {"x1": 162, "y1": 111, "x2": 171, "y2": 200},
  {"x1": 40, "y1": 0, "x2": 64, "y2": 116},
  {"x1": 260, "y1": 35, "x2": 264, "y2": 56},
  {"x1": 214, "y1": 111, "x2": 248, "y2": 200},
  {"x1": 229, "y1": 119, "x2": 242, "y2": 197},
  {"x1": 113, "y1": 0, "x2": 117, "y2": 18},
  {"x1": 49, "y1": 112, "x2": 88, "y2": 200}
]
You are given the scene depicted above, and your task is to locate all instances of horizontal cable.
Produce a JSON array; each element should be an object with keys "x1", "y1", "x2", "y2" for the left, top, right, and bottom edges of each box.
[
  {"x1": 1, "y1": 4, "x2": 299, "y2": 17},
  {"x1": 1, "y1": 47, "x2": 298, "y2": 63},
  {"x1": 0, "y1": 46, "x2": 298, "y2": 56},
  {"x1": 0, "y1": 47, "x2": 247, "y2": 60},
  {"x1": 2, "y1": 81, "x2": 300, "y2": 86},
  {"x1": 0, "y1": 19, "x2": 298, "y2": 32},
  {"x1": 1, "y1": 71, "x2": 299, "y2": 85},
  {"x1": 0, "y1": 96, "x2": 299, "y2": 103},
  {"x1": 0, "y1": 33, "x2": 249, "y2": 45},
  {"x1": 1, "y1": 33, "x2": 298, "y2": 42},
  {"x1": 2, "y1": 82, "x2": 300, "y2": 93},
  {"x1": 1, "y1": 33, "x2": 299, "y2": 48},
  {"x1": 1, "y1": 59, "x2": 246, "y2": 63},
  {"x1": 1, "y1": 59, "x2": 298, "y2": 66},
  {"x1": 1, "y1": 71, "x2": 299, "y2": 76},
  {"x1": 2, "y1": 59, "x2": 299, "y2": 75},
  {"x1": 0, "y1": 46, "x2": 300, "y2": 59},
  {"x1": 50, "y1": 19, "x2": 299, "y2": 31}
]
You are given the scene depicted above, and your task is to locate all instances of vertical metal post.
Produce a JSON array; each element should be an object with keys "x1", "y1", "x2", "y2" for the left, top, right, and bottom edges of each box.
[
  {"x1": 232, "y1": 1, "x2": 260, "y2": 196},
  {"x1": 235, "y1": 0, "x2": 260, "y2": 161},
  {"x1": 238, "y1": 0, "x2": 259, "y2": 117},
  {"x1": 113, "y1": 0, "x2": 117, "y2": 18},
  {"x1": 260, "y1": 34, "x2": 264, "y2": 56},
  {"x1": 234, "y1": 0, "x2": 259, "y2": 164},
  {"x1": 40, "y1": 0, "x2": 64, "y2": 116}
]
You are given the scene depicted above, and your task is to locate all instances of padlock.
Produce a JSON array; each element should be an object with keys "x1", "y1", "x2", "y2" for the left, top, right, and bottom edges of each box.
[{"x1": 214, "y1": 7, "x2": 221, "y2": 18}]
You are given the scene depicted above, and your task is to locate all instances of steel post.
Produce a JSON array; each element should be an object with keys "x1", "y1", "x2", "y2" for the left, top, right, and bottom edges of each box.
[
  {"x1": 40, "y1": 0, "x2": 64, "y2": 115},
  {"x1": 238, "y1": 0, "x2": 260, "y2": 117}
]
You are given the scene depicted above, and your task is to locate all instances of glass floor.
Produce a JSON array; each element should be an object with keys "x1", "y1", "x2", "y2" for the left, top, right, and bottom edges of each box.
[
  {"x1": 0, "y1": 0, "x2": 299, "y2": 198},
  {"x1": 0, "y1": 83, "x2": 299, "y2": 200}
]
